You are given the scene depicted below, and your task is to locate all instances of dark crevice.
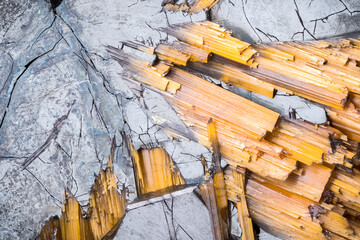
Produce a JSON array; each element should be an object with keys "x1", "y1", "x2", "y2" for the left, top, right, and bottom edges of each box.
[
  {"x1": 0, "y1": 36, "x2": 64, "y2": 130},
  {"x1": 0, "y1": 53, "x2": 14, "y2": 94},
  {"x1": 128, "y1": 0, "x2": 141, "y2": 8},
  {"x1": 54, "y1": 140, "x2": 71, "y2": 158},
  {"x1": 241, "y1": 0, "x2": 262, "y2": 42},
  {"x1": 310, "y1": 0, "x2": 360, "y2": 35},
  {"x1": 48, "y1": 0, "x2": 64, "y2": 14},
  {"x1": 0, "y1": 155, "x2": 28, "y2": 160},
  {"x1": 163, "y1": 198, "x2": 177, "y2": 240},
  {"x1": 292, "y1": 0, "x2": 317, "y2": 40},
  {"x1": 176, "y1": 222, "x2": 194, "y2": 240},
  {"x1": 78, "y1": 51, "x2": 113, "y2": 138},
  {"x1": 25, "y1": 168, "x2": 62, "y2": 207},
  {"x1": 78, "y1": 115, "x2": 83, "y2": 147},
  {"x1": 93, "y1": 140, "x2": 105, "y2": 165},
  {"x1": 87, "y1": 85, "x2": 111, "y2": 135},
  {"x1": 162, "y1": 200, "x2": 175, "y2": 240},
  {"x1": 255, "y1": 28, "x2": 279, "y2": 42},
  {"x1": 21, "y1": 102, "x2": 74, "y2": 169},
  {"x1": 30, "y1": 15, "x2": 57, "y2": 50},
  {"x1": 162, "y1": 197, "x2": 195, "y2": 240},
  {"x1": 71, "y1": 172, "x2": 79, "y2": 197},
  {"x1": 72, "y1": 41, "x2": 118, "y2": 98}
]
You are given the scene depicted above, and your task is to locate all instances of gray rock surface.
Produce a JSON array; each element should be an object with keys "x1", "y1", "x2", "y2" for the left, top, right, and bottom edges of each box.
[
  {"x1": 115, "y1": 187, "x2": 213, "y2": 240},
  {"x1": 0, "y1": 0, "x2": 359, "y2": 239},
  {"x1": 212, "y1": 0, "x2": 360, "y2": 43}
]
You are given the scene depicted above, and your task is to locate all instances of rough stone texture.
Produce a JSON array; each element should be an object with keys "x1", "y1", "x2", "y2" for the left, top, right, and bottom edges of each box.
[
  {"x1": 212, "y1": 0, "x2": 360, "y2": 43},
  {"x1": 259, "y1": 229, "x2": 282, "y2": 240},
  {"x1": 0, "y1": 0, "x2": 359, "y2": 239},
  {"x1": 229, "y1": 202, "x2": 242, "y2": 239},
  {"x1": 115, "y1": 188, "x2": 213, "y2": 240}
]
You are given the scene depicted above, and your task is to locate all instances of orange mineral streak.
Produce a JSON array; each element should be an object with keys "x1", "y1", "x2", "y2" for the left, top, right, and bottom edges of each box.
[
  {"x1": 88, "y1": 165, "x2": 127, "y2": 239},
  {"x1": 102, "y1": 34, "x2": 360, "y2": 240},
  {"x1": 39, "y1": 145, "x2": 127, "y2": 240},
  {"x1": 109, "y1": 45, "x2": 355, "y2": 182},
  {"x1": 129, "y1": 145, "x2": 185, "y2": 196},
  {"x1": 186, "y1": 57, "x2": 276, "y2": 98},
  {"x1": 105, "y1": 29, "x2": 360, "y2": 239},
  {"x1": 251, "y1": 163, "x2": 332, "y2": 202},
  {"x1": 250, "y1": 39, "x2": 360, "y2": 109},
  {"x1": 225, "y1": 166, "x2": 360, "y2": 240},
  {"x1": 155, "y1": 44, "x2": 190, "y2": 66},
  {"x1": 188, "y1": 0, "x2": 220, "y2": 14},
  {"x1": 224, "y1": 166, "x2": 325, "y2": 240},
  {"x1": 207, "y1": 118, "x2": 230, "y2": 239},
  {"x1": 162, "y1": 0, "x2": 219, "y2": 14},
  {"x1": 39, "y1": 184, "x2": 126, "y2": 240},
  {"x1": 111, "y1": 47, "x2": 279, "y2": 139},
  {"x1": 159, "y1": 23, "x2": 360, "y2": 110},
  {"x1": 327, "y1": 167, "x2": 360, "y2": 216},
  {"x1": 38, "y1": 216, "x2": 62, "y2": 240},
  {"x1": 118, "y1": 26, "x2": 360, "y2": 113},
  {"x1": 167, "y1": 67, "x2": 279, "y2": 136},
  {"x1": 267, "y1": 119, "x2": 352, "y2": 166},
  {"x1": 161, "y1": 21, "x2": 258, "y2": 67},
  {"x1": 254, "y1": 44, "x2": 348, "y2": 105},
  {"x1": 107, "y1": 45, "x2": 180, "y2": 94},
  {"x1": 59, "y1": 191, "x2": 94, "y2": 240},
  {"x1": 327, "y1": 96, "x2": 360, "y2": 142},
  {"x1": 158, "y1": 23, "x2": 360, "y2": 111},
  {"x1": 111, "y1": 48, "x2": 300, "y2": 180},
  {"x1": 163, "y1": 2, "x2": 190, "y2": 12},
  {"x1": 232, "y1": 167, "x2": 255, "y2": 240},
  {"x1": 199, "y1": 176, "x2": 224, "y2": 240},
  {"x1": 155, "y1": 42, "x2": 211, "y2": 65}
]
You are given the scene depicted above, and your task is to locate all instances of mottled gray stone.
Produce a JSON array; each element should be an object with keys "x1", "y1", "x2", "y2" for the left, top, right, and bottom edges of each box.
[
  {"x1": 259, "y1": 229, "x2": 282, "y2": 240},
  {"x1": 230, "y1": 202, "x2": 242, "y2": 239},
  {"x1": 162, "y1": 139, "x2": 212, "y2": 184},
  {"x1": 212, "y1": 0, "x2": 360, "y2": 43},
  {"x1": 115, "y1": 187, "x2": 213, "y2": 240}
]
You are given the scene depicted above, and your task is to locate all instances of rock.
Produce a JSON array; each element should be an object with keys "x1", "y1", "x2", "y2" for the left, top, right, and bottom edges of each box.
[
  {"x1": 114, "y1": 187, "x2": 213, "y2": 240},
  {"x1": 229, "y1": 202, "x2": 242, "y2": 239},
  {"x1": 0, "y1": 0, "x2": 357, "y2": 239},
  {"x1": 0, "y1": 0, "x2": 207, "y2": 239},
  {"x1": 211, "y1": 0, "x2": 360, "y2": 43}
]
